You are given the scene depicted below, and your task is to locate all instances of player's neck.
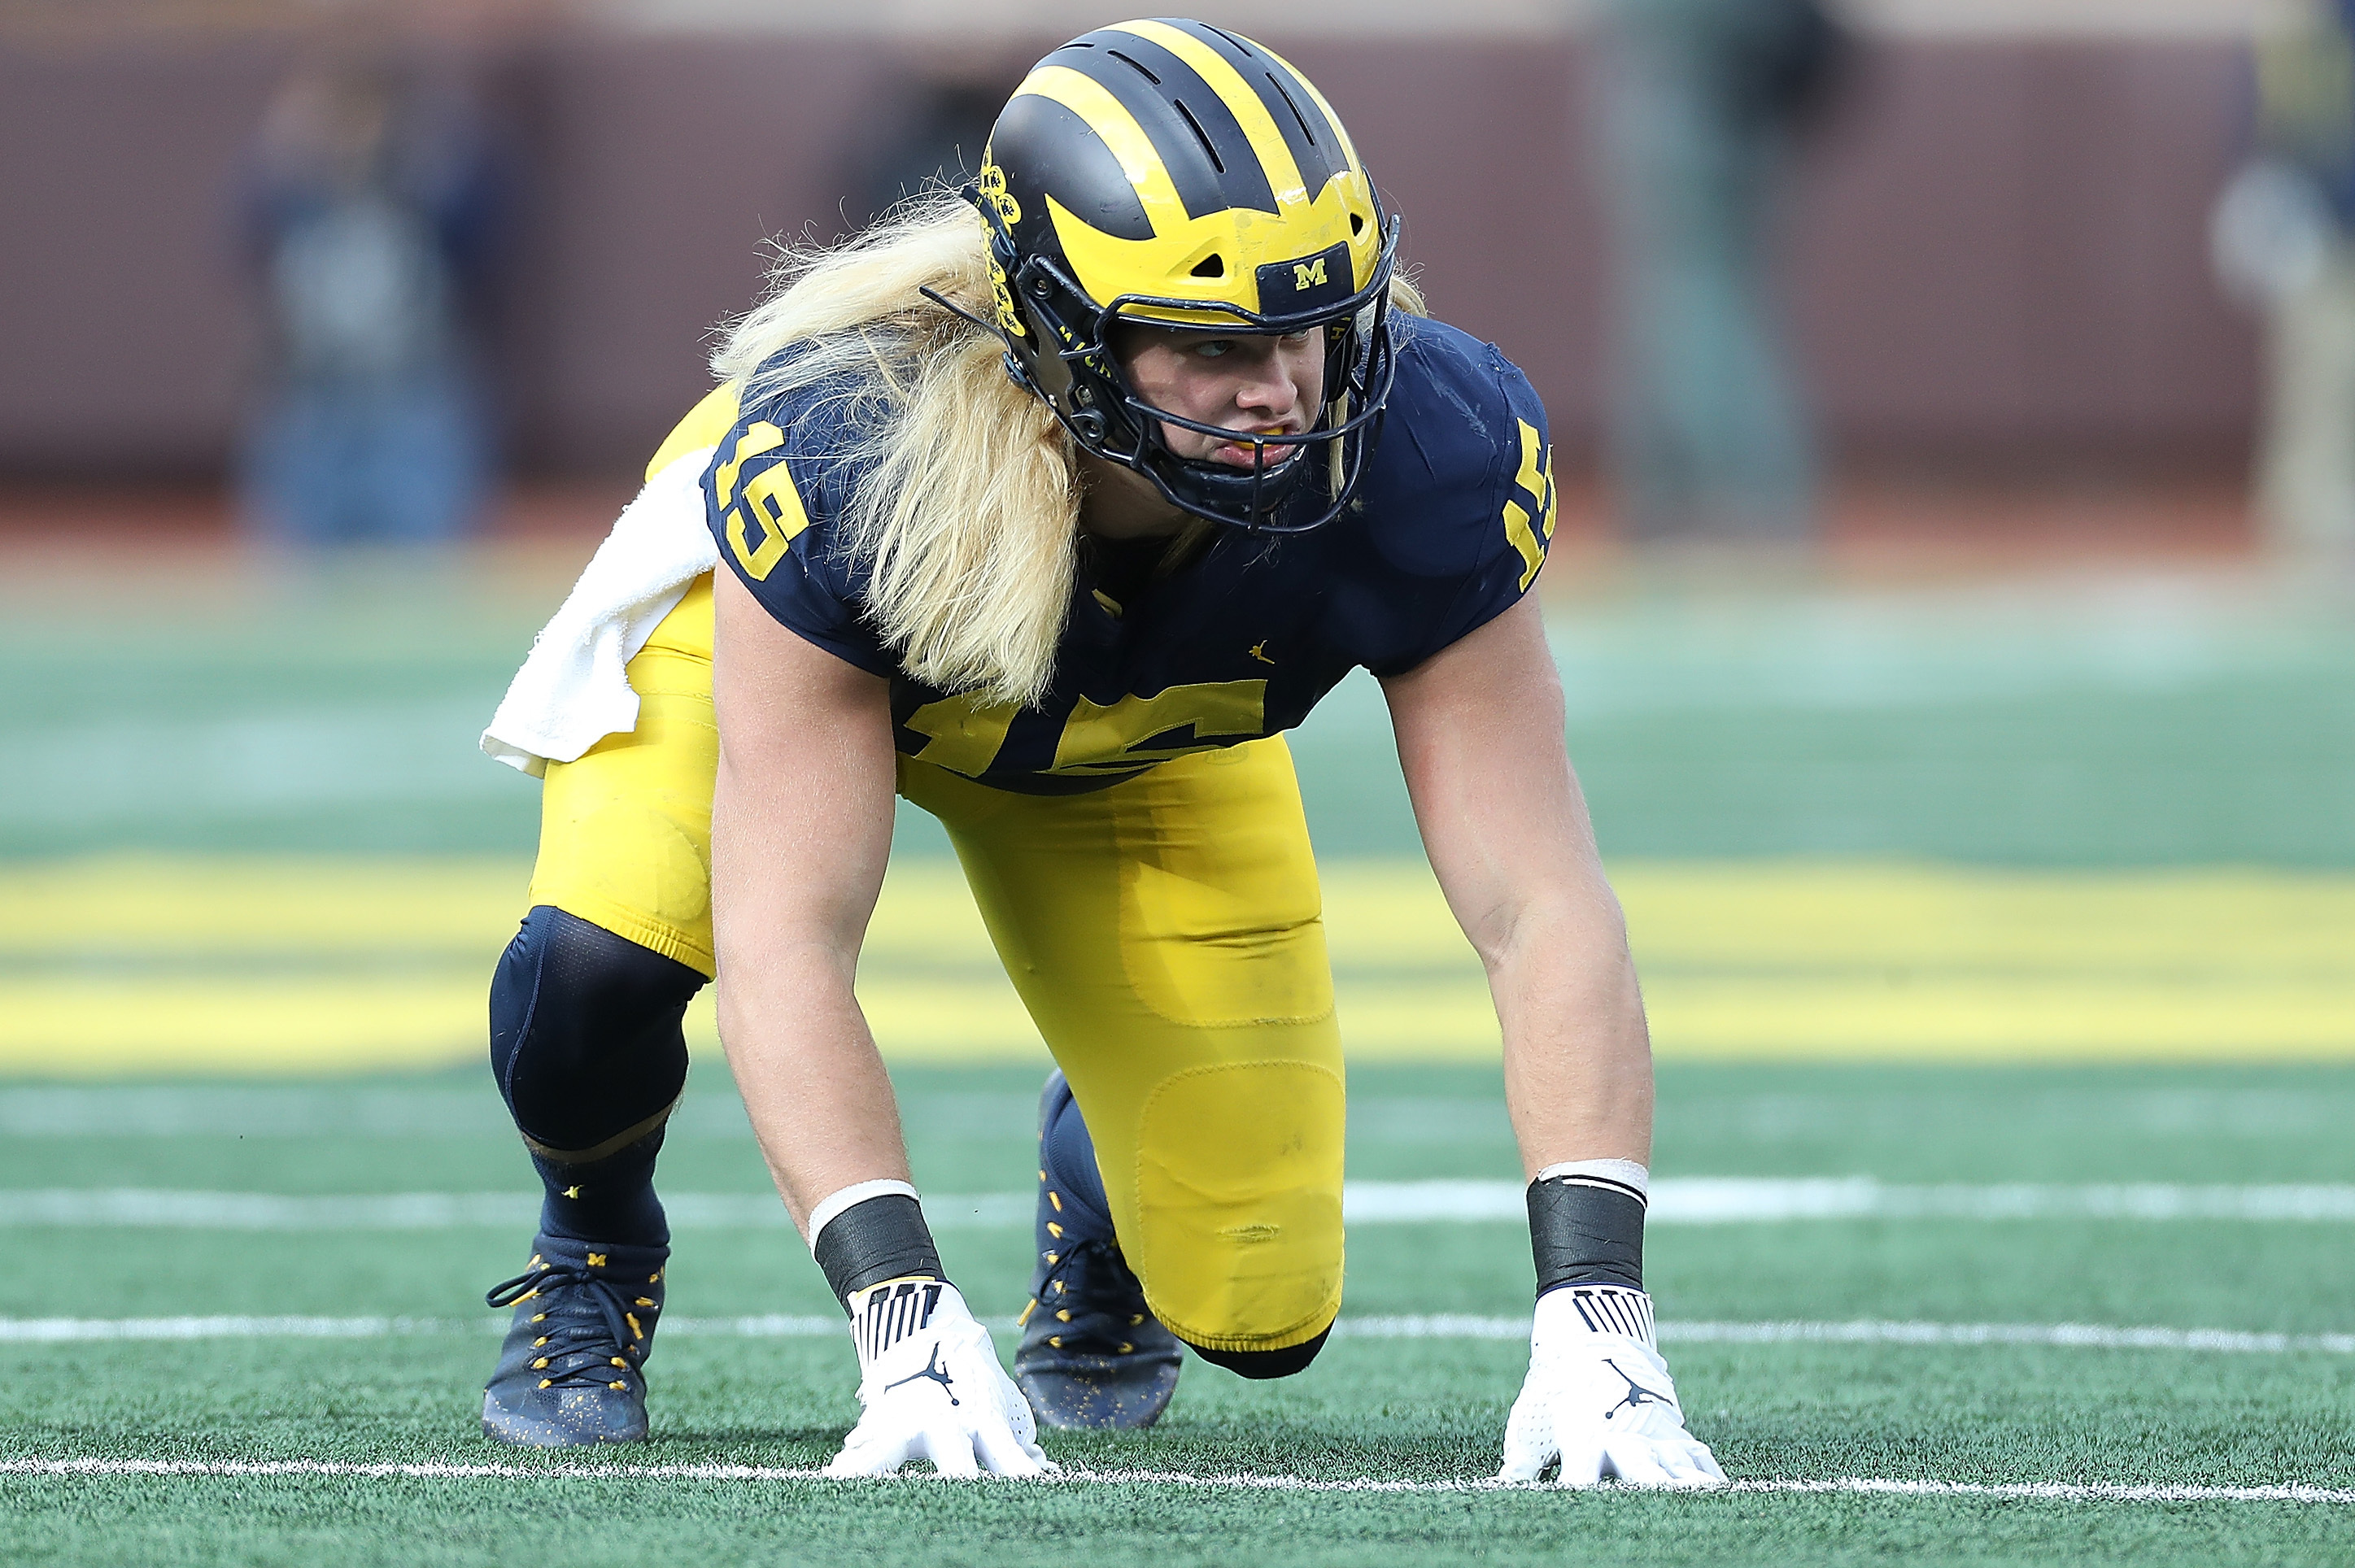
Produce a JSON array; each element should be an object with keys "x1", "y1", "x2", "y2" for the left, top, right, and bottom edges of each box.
[{"x1": 1075, "y1": 452, "x2": 1189, "y2": 541}]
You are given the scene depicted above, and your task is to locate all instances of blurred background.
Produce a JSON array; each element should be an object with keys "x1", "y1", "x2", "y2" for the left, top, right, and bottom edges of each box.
[
  {"x1": 2, "y1": 0, "x2": 2352, "y2": 1078},
  {"x1": 0, "y1": 0, "x2": 2290, "y2": 510}
]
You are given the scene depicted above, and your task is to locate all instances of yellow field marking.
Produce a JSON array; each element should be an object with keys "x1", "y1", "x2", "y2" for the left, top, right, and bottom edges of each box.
[
  {"x1": 1324, "y1": 861, "x2": 2355, "y2": 978},
  {"x1": 1322, "y1": 979, "x2": 2355, "y2": 1061},
  {"x1": 0, "y1": 857, "x2": 536, "y2": 957},
  {"x1": 3, "y1": 856, "x2": 2353, "y2": 1071},
  {"x1": 0, "y1": 979, "x2": 1044, "y2": 1075},
  {"x1": 0, "y1": 856, "x2": 996, "y2": 964},
  {"x1": 0, "y1": 978, "x2": 493, "y2": 1074}
]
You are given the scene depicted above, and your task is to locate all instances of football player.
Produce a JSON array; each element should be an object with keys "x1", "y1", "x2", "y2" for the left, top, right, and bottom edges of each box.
[{"x1": 476, "y1": 19, "x2": 1723, "y2": 1487}]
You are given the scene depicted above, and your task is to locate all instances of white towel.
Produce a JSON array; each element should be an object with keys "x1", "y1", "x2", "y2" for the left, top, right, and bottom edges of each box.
[{"x1": 480, "y1": 449, "x2": 721, "y2": 778}]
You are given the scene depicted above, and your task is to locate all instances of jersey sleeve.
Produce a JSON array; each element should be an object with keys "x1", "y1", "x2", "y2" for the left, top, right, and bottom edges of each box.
[
  {"x1": 1355, "y1": 329, "x2": 1559, "y2": 677},
  {"x1": 703, "y1": 394, "x2": 895, "y2": 677}
]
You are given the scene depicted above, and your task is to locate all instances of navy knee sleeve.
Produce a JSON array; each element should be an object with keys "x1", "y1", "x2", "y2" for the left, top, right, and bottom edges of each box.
[{"x1": 490, "y1": 906, "x2": 700, "y2": 1157}]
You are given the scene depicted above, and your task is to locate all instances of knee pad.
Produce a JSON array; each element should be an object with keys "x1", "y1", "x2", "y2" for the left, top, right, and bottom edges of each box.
[
  {"x1": 1188, "y1": 1326, "x2": 1331, "y2": 1381},
  {"x1": 1126, "y1": 1061, "x2": 1346, "y2": 1353},
  {"x1": 490, "y1": 905, "x2": 701, "y2": 1158}
]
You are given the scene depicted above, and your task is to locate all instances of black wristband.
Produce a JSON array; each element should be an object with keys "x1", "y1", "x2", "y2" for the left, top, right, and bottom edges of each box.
[
  {"x1": 813, "y1": 1194, "x2": 944, "y2": 1309},
  {"x1": 1528, "y1": 1174, "x2": 1646, "y2": 1295}
]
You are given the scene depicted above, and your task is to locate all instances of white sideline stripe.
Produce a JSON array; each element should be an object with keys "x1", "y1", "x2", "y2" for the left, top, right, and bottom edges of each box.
[
  {"x1": 9, "y1": 1313, "x2": 2355, "y2": 1356},
  {"x1": 1337, "y1": 1318, "x2": 2355, "y2": 1354},
  {"x1": 1647, "y1": 1180, "x2": 2355, "y2": 1224},
  {"x1": 0, "y1": 1191, "x2": 1023, "y2": 1230},
  {"x1": 0, "y1": 1456, "x2": 2348, "y2": 1505},
  {"x1": 0, "y1": 1315, "x2": 841, "y2": 1344},
  {"x1": 1662, "y1": 1321, "x2": 2355, "y2": 1354},
  {"x1": 9, "y1": 1181, "x2": 2355, "y2": 1230}
]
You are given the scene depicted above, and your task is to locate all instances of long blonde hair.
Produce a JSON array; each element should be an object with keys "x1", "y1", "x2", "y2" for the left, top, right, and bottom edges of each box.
[{"x1": 712, "y1": 190, "x2": 1426, "y2": 710}]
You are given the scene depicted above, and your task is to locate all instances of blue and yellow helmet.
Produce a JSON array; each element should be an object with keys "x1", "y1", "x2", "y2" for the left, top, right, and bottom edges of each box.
[{"x1": 971, "y1": 19, "x2": 1402, "y2": 533}]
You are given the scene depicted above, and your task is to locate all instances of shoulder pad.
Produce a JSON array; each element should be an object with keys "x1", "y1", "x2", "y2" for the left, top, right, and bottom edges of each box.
[
  {"x1": 646, "y1": 382, "x2": 743, "y2": 481},
  {"x1": 707, "y1": 367, "x2": 886, "y2": 581},
  {"x1": 1357, "y1": 318, "x2": 1554, "y2": 586}
]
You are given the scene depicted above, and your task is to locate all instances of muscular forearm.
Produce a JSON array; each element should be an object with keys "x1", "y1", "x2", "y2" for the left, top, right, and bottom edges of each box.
[
  {"x1": 1486, "y1": 894, "x2": 1655, "y2": 1177},
  {"x1": 714, "y1": 942, "x2": 912, "y2": 1239},
  {"x1": 704, "y1": 578, "x2": 906, "y2": 1243}
]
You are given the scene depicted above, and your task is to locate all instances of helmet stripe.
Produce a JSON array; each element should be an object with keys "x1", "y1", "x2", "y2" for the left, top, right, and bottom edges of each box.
[
  {"x1": 989, "y1": 93, "x2": 1154, "y2": 242},
  {"x1": 1047, "y1": 33, "x2": 1276, "y2": 220},
  {"x1": 1245, "y1": 36, "x2": 1365, "y2": 185},
  {"x1": 1012, "y1": 63, "x2": 1192, "y2": 235},
  {"x1": 1113, "y1": 20, "x2": 1312, "y2": 207},
  {"x1": 1154, "y1": 20, "x2": 1354, "y2": 198}
]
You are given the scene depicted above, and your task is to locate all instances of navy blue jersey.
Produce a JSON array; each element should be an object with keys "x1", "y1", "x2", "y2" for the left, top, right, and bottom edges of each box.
[{"x1": 705, "y1": 316, "x2": 1557, "y2": 795}]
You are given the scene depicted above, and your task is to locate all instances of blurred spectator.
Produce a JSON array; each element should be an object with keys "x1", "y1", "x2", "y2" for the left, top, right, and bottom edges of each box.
[
  {"x1": 2213, "y1": 0, "x2": 2355, "y2": 553},
  {"x1": 237, "y1": 46, "x2": 505, "y2": 547},
  {"x1": 1591, "y1": 0, "x2": 1850, "y2": 542}
]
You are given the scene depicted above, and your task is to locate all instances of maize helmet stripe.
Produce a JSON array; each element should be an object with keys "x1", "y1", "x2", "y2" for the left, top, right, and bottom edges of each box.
[
  {"x1": 1246, "y1": 33, "x2": 1366, "y2": 185},
  {"x1": 1154, "y1": 20, "x2": 1354, "y2": 200},
  {"x1": 1013, "y1": 64, "x2": 1194, "y2": 234},
  {"x1": 976, "y1": 19, "x2": 1401, "y2": 534},
  {"x1": 1107, "y1": 20, "x2": 1308, "y2": 205},
  {"x1": 1042, "y1": 33, "x2": 1278, "y2": 220}
]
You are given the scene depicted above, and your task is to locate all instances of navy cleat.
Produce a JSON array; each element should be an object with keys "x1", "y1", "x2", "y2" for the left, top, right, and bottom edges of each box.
[
  {"x1": 1014, "y1": 1070, "x2": 1184, "y2": 1430},
  {"x1": 481, "y1": 1234, "x2": 667, "y2": 1445}
]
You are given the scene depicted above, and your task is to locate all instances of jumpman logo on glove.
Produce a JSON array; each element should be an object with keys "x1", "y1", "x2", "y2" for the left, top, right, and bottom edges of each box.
[
  {"x1": 883, "y1": 1346, "x2": 960, "y2": 1407},
  {"x1": 1601, "y1": 1358, "x2": 1671, "y2": 1421}
]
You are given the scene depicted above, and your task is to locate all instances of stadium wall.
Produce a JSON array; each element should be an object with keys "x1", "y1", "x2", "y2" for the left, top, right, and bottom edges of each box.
[{"x1": 0, "y1": 28, "x2": 2257, "y2": 482}]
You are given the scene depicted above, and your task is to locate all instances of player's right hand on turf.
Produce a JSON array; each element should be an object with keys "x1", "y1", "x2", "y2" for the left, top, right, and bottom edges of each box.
[
  {"x1": 1496, "y1": 1285, "x2": 1726, "y2": 1487},
  {"x1": 826, "y1": 1277, "x2": 1055, "y2": 1479}
]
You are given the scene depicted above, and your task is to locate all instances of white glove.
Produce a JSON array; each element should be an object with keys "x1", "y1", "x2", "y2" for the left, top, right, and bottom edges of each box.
[
  {"x1": 826, "y1": 1277, "x2": 1056, "y2": 1479},
  {"x1": 1497, "y1": 1285, "x2": 1725, "y2": 1487}
]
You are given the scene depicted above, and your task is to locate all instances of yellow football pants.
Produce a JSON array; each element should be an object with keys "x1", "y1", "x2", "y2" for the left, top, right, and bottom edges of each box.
[{"x1": 525, "y1": 574, "x2": 1345, "y2": 1353}]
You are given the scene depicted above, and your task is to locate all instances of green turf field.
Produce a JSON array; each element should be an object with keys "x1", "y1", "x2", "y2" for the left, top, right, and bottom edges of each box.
[
  {"x1": 4, "y1": 550, "x2": 2354, "y2": 1563},
  {"x1": 6, "y1": 555, "x2": 2353, "y2": 866},
  {"x1": 5, "y1": 1062, "x2": 2355, "y2": 1565}
]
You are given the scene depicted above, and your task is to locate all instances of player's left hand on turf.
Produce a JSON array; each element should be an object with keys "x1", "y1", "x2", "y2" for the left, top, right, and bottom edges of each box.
[
  {"x1": 1497, "y1": 1284, "x2": 1725, "y2": 1487},
  {"x1": 826, "y1": 1278, "x2": 1056, "y2": 1479}
]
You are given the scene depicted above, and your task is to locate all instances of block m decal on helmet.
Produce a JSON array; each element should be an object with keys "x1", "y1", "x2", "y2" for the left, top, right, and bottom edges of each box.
[{"x1": 953, "y1": 18, "x2": 1404, "y2": 534}]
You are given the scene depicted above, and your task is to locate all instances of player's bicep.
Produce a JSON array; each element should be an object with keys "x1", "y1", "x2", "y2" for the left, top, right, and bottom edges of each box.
[
  {"x1": 1379, "y1": 595, "x2": 1608, "y2": 963},
  {"x1": 708, "y1": 565, "x2": 896, "y2": 965}
]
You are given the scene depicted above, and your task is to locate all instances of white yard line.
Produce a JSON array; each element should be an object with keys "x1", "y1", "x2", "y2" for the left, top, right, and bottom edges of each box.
[
  {"x1": 0, "y1": 1314, "x2": 837, "y2": 1343},
  {"x1": 1337, "y1": 1318, "x2": 2355, "y2": 1353},
  {"x1": 1660, "y1": 1320, "x2": 2355, "y2": 1353},
  {"x1": 0, "y1": 1191, "x2": 1014, "y2": 1230},
  {"x1": 0, "y1": 1455, "x2": 2345, "y2": 1504},
  {"x1": 8, "y1": 1313, "x2": 2354, "y2": 1354},
  {"x1": 7, "y1": 1181, "x2": 2355, "y2": 1230}
]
